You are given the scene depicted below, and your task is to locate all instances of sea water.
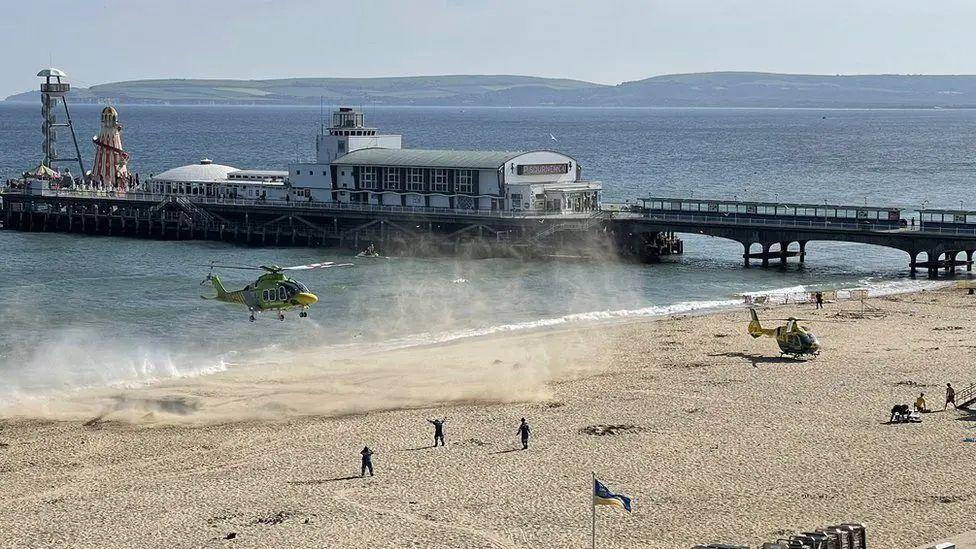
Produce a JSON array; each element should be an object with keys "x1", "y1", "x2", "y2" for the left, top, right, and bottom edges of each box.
[{"x1": 0, "y1": 104, "x2": 972, "y2": 400}]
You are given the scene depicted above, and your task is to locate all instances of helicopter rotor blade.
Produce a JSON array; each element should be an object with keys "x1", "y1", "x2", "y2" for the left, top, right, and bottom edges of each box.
[
  {"x1": 196, "y1": 263, "x2": 266, "y2": 271},
  {"x1": 282, "y1": 261, "x2": 355, "y2": 271}
]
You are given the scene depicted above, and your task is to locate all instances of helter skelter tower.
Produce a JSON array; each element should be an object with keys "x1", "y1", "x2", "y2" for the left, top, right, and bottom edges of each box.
[
  {"x1": 38, "y1": 68, "x2": 85, "y2": 181},
  {"x1": 91, "y1": 106, "x2": 130, "y2": 190}
]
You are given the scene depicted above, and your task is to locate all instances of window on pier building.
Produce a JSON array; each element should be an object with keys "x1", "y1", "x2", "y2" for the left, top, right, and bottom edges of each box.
[
  {"x1": 432, "y1": 169, "x2": 448, "y2": 192},
  {"x1": 383, "y1": 167, "x2": 400, "y2": 190},
  {"x1": 407, "y1": 168, "x2": 425, "y2": 191},
  {"x1": 361, "y1": 167, "x2": 377, "y2": 189},
  {"x1": 457, "y1": 170, "x2": 473, "y2": 194}
]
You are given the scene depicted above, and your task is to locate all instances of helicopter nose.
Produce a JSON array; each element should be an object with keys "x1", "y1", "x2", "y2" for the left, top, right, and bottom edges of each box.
[{"x1": 296, "y1": 292, "x2": 318, "y2": 306}]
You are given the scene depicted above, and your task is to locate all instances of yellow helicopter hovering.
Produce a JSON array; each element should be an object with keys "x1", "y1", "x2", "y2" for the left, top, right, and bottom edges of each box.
[
  {"x1": 200, "y1": 261, "x2": 352, "y2": 322},
  {"x1": 747, "y1": 308, "x2": 821, "y2": 359}
]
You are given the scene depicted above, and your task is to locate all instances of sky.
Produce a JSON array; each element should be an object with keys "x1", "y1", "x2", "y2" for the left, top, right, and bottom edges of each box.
[{"x1": 1, "y1": 0, "x2": 975, "y2": 97}]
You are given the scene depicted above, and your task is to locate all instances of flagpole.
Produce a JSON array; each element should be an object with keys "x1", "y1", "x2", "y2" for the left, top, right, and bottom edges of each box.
[{"x1": 591, "y1": 471, "x2": 596, "y2": 549}]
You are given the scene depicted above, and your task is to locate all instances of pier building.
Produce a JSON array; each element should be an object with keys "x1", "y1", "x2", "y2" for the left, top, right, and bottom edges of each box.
[
  {"x1": 286, "y1": 107, "x2": 600, "y2": 213},
  {"x1": 148, "y1": 160, "x2": 289, "y2": 200},
  {"x1": 139, "y1": 107, "x2": 601, "y2": 215}
]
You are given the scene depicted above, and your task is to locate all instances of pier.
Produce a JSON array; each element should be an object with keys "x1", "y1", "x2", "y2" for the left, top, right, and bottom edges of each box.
[
  {"x1": 0, "y1": 189, "x2": 681, "y2": 261},
  {"x1": 610, "y1": 197, "x2": 976, "y2": 277},
  {"x1": 4, "y1": 189, "x2": 976, "y2": 277}
]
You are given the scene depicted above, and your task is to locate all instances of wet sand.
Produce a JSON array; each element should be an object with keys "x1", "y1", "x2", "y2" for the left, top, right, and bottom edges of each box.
[{"x1": 2, "y1": 289, "x2": 975, "y2": 548}]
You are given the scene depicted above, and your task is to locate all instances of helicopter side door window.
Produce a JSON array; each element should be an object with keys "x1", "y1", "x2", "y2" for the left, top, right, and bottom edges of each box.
[
  {"x1": 277, "y1": 287, "x2": 286, "y2": 301},
  {"x1": 262, "y1": 290, "x2": 269, "y2": 302}
]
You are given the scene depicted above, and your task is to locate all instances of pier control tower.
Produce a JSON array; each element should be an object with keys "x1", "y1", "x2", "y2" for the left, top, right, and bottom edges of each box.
[
  {"x1": 290, "y1": 107, "x2": 402, "y2": 201},
  {"x1": 315, "y1": 107, "x2": 402, "y2": 165},
  {"x1": 38, "y1": 68, "x2": 85, "y2": 181}
]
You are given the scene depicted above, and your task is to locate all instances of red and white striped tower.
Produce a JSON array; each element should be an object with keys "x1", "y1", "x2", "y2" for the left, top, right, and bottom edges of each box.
[{"x1": 91, "y1": 106, "x2": 130, "y2": 191}]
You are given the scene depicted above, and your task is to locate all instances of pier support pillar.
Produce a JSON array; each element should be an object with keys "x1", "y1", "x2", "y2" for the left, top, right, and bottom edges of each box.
[
  {"x1": 967, "y1": 250, "x2": 974, "y2": 272},
  {"x1": 947, "y1": 250, "x2": 959, "y2": 276},
  {"x1": 778, "y1": 241, "x2": 789, "y2": 268},
  {"x1": 761, "y1": 242, "x2": 771, "y2": 268},
  {"x1": 927, "y1": 250, "x2": 940, "y2": 279},
  {"x1": 743, "y1": 242, "x2": 751, "y2": 268},
  {"x1": 798, "y1": 241, "x2": 807, "y2": 264},
  {"x1": 909, "y1": 252, "x2": 919, "y2": 278}
]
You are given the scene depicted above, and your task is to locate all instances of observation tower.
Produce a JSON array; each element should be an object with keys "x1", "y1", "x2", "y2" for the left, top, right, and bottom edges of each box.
[{"x1": 38, "y1": 68, "x2": 85, "y2": 182}]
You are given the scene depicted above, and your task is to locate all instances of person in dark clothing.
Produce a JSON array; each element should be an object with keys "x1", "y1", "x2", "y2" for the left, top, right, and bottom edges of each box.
[
  {"x1": 518, "y1": 418, "x2": 531, "y2": 450},
  {"x1": 814, "y1": 292, "x2": 824, "y2": 309},
  {"x1": 946, "y1": 383, "x2": 956, "y2": 410},
  {"x1": 360, "y1": 446, "x2": 374, "y2": 477},
  {"x1": 428, "y1": 417, "x2": 446, "y2": 447}
]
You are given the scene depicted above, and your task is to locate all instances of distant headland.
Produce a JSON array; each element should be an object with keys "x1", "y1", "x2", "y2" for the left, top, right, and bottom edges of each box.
[{"x1": 7, "y1": 72, "x2": 976, "y2": 108}]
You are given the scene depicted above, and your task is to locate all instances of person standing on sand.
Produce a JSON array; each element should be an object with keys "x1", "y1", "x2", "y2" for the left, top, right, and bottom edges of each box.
[
  {"x1": 815, "y1": 292, "x2": 824, "y2": 309},
  {"x1": 360, "y1": 446, "x2": 374, "y2": 477},
  {"x1": 518, "y1": 418, "x2": 531, "y2": 450},
  {"x1": 428, "y1": 417, "x2": 446, "y2": 447},
  {"x1": 945, "y1": 383, "x2": 956, "y2": 411}
]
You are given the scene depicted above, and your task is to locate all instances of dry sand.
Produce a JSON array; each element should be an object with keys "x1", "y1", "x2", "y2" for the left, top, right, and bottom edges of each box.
[{"x1": 1, "y1": 289, "x2": 975, "y2": 548}]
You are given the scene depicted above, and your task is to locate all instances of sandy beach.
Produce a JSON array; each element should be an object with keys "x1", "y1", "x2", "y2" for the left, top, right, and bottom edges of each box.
[{"x1": 2, "y1": 289, "x2": 975, "y2": 548}]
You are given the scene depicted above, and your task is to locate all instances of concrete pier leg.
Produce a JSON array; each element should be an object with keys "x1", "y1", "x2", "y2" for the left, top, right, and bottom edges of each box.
[
  {"x1": 743, "y1": 243, "x2": 751, "y2": 268},
  {"x1": 967, "y1": 250, "x2": 974, "y2": 272},
  {"x1": 909, "y1": 252, "x2": 919, "y2": 278},
  {"x1": 761, "y1": 243, "x2": 771, "y2": 268},
  {"x1": 928, "y1": 250, "x2": 940, "y2": 279},
  {"x1": 799, "y1": 241, "x2": 806, "y2": 264},
  {"x1": 778, "y1": 241, "x2": 789, "y2": 267}
]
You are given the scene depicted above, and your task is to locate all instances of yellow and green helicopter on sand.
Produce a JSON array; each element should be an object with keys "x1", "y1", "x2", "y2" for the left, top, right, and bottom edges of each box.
[
  {"x1": 747, "y1": 308, "x2": 821, "y2": 359},
  {"x1": 201, "y1": 261, "x2": 352, "y2": 321}
]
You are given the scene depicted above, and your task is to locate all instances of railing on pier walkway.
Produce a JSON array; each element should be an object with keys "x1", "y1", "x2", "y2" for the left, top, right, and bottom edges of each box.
[
  {"x1": 0, "y1": 188, "x2": 598, "y2": 222},
  {"x1": 604, "y1": 199, "x2": 976, "y2": 237},
  {"x1": 611, "y1": 210, "x2": 976, "y2": 236}
]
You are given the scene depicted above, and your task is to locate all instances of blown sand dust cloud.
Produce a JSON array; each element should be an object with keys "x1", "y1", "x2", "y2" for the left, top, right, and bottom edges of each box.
[{"x1": 2, "y1": 290, "x2": 976, "y2": 548}]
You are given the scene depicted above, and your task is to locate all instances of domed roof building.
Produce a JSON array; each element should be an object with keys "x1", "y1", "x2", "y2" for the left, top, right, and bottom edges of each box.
[
  {"x1": 152, "y1": 159, "x2": 239, "y2": 183},
  {"x1": 148, "y1": 159, "x2": 288, "y2": 200}
]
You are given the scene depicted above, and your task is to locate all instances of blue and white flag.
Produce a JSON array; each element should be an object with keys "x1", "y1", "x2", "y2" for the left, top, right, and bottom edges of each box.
[{"x1": 593, "y1": 478, "x2": 632, "y2": 512}]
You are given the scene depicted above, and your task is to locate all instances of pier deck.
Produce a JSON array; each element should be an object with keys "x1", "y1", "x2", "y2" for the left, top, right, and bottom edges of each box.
[
  {"x1": 4, "y1": 189, "x2": 975, "y2": 276},
  {"x1": 0, "y1": 189, "x2": 680, "y2": 262}
]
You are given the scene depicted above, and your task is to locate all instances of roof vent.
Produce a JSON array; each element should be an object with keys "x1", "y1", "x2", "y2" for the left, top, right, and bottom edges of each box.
[{"x1": 200, "y1": 158, "x2": 213, "y2": 165}]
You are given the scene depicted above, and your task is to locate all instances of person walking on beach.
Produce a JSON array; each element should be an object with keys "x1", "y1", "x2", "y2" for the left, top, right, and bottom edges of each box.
[
  {"x1": 945, "y1": 383, "x2": 956, "y2": 411},
  {"x1": 814, "y1": 291, "x2": 824, "y2": 309},
  {"x1": 517, "y1": 418, "x2": 531, "y2": 450},
  {"x1": 360, "y1": 446, "x2": 374, "y2": 477},
  {"x1": 428, "y1": 417, "x2": 446, "y2": 447}
]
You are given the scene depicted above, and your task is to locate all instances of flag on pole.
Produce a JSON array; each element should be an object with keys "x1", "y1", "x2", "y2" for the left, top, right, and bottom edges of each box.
[{"x1": 593, "y1": 478, "x2": 632, "y2": 512}]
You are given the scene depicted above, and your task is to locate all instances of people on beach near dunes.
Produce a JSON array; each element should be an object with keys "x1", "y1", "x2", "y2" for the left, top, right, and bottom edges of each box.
[
  {"x1": 428, "y1": 417, "x2": 446, "y2": 447},
  {"x1": 945, "y1": 383, "x2": 956, "y2": 410},
  {"x1": 518, "y1": 418, "x2": 531, "y2": 449},
  {"x1": 815, "y1": 291, "x2": 824, "y2": 309},
  {"x1": 360, "y1": 446, "x2": 374, "y2": 477},
  {"x1": 915, "y1": 393, "x2": 927, "y2": 413}
]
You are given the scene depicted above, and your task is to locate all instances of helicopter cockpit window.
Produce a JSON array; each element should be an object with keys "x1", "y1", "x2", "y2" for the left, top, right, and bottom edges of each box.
[{"x1": 281, "y1": 281, "x2": 304, "y2": 296}]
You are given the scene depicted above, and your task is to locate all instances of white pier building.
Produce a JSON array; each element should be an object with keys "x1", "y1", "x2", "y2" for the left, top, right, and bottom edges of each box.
[{"x1": 149, "y1": 107, "x2": 601, "y2": 214}]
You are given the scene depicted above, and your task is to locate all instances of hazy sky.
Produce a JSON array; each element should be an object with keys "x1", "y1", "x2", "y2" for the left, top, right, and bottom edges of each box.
[{"x1": 2, "y1": 0, "x2": 975, "y2": 97}]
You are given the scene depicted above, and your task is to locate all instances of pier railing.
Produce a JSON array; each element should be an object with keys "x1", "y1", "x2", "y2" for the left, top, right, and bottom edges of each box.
[
  {"x1": 610, "y1": 210, "x2": 976, "y2": 236},
  {"x1": 1, "y1": 188, "x2": 599, "y2": 221}
]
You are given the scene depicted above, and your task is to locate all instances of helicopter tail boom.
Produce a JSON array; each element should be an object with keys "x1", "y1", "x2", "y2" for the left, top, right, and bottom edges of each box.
[
  {"x1": 209, "y1": 274, "x2": 229, "y2": 299},
  {"x1": 748, "y1": 308, "x2": 776, "y2": 338}
]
